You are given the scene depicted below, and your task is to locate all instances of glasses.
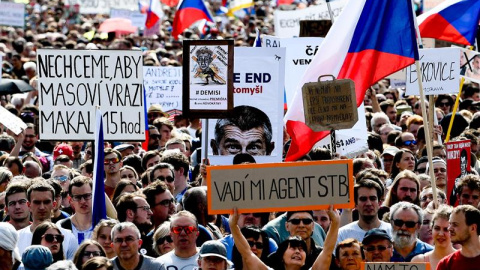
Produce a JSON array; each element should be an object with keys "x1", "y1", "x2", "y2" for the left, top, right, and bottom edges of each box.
[
  {"x1": 403, "y1": 140, "x2": 417, "y2": 146},
  {"x1": 247, "y1": 241, "x2": 264, "y2": 249},
  {"x1": 171, "y1": 226, "x2": 197, "y2": 234},
  {"x1": 358, "y1": 196, "x2": 378, "y2": 202},
  {"x1": 156, "y1": 235, "x2": 173, "y2": 245},
  {"x1": 7, "y1": 199, "x2": 27, "y2": 207},
  {"x1": 393, "y1": 219, "x2": 418, "y2": 228},
  {"x1": 287, "y1": 218, "x2": 313, "y2": 225},
  {"x1": 104, "y1": 157, "x2": 120, "y2": 165},
  {"x1": 137, "y1": 205, "x2": 151, "y2": 211},
  {"x1": 72, "y1": 193, "x2": 92, "y2": 201},
  {"x1": 156, "y1": 176, "x2": 174, "y2": 183},
  {"x1": 364, "y1": 245, "x2": 389, "y2": 252},
  {"x1": 155, "y1": 198, "x2": 174, "y2": 207},
  {"x1": 439, "y1": 102, "x2": 450, "y2": 107},
  {"x1": 42, "y1": 234, "x2": 64, "y2": 243},
  {"x1": 399, "y1": 187, "x2": 417, "y2": 193},
  {"x1": 113, "y1": 236, "x2": 137, "y2": 244},
  {"x1": 83, "y1": 251, "x2": 102, "y2": 257},
  {"x1": 53, "y1": 175, "x2": 70, "y2": 182}
]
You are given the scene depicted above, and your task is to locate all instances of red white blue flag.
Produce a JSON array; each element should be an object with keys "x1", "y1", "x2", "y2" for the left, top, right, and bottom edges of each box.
[{"x1": 172, "y1": 0, "x2": 213, "y2": 39}]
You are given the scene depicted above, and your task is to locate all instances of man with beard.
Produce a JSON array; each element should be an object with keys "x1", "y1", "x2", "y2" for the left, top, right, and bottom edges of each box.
[
  {"x1": 337, "y1": 180, "x2": 392, "y2": 245},
  {"x1": 18, "y1": 124, "x2": 53, "y2": 172},
  {"x1": 456, "y1": 175, "x2": 480, "y2": 207},
  {"x1": 384, "y1": 171, "x2": 421, "y2": 207},
  {"x1": 147, "y1": 125, "x2": 161, "y2": 151},
  {"x1": 115, "y1": 193, "x2": 154, "y2": 256},
  {"x1": 389, "y1": 201, "x2": 433, "y2": 262},
  {"x1": 437, "y1": 205, "x2": 480, "y2": 269}
]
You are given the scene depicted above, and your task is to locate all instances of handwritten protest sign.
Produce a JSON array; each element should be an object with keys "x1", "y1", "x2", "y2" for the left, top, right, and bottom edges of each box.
[
  {"x1": 274, "y1": 0, "x2": 346, "y2": 37},
  {"x1": 202, "y1": 47, "x2": 285, "y2": 165},
  {"x1": 65, "y1": 0, "x2": 138, "y2": 14},
  {"x1": 263, "y1": 35, "x2": 323, "y2": 107},
  {"x1": 0, "y1": 2, "x2": 25, "y2": 28},
  {"x1": 0, "y1": 106, "x2": 27, "y2": 135},
  {"x1": 446, "y1": 139, "x2": 471, "y2": 206},
  {"x1": 37, "y1": 49, "x2": 145, "y2": 141},
  {"x1": 405, "y1": 47, "x2": 460, "y2": 96},
  {"x1": 207, "y1": 160, "x2": 354, "y2": 214},
  {"x1": 110, "y1": 9, "x2": 146, "y2": 28},
  {"x1": 362, "y1": 262, "x2": 429, "y2": 270},
  {"x1": 143, "y1": 66, "x2": 182, "y2": 111}
]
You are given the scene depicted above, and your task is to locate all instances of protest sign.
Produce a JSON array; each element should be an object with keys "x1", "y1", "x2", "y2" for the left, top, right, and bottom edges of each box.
[
  {"x1": 263, "y1": 35, "x2": 324, "y2": 107},
  {"x1": 405, "y1": 47, "x2": 460, "y2": 96},
  {"x1": 202, "y1": 47, "x2": 285, "y2": 165},
  {"x1": 0, "y1": 2, "x2": 25, "y2": 28},
  {"x1": 362, "y1": 262, "x2": 429, "y2": 270},
  {"x1": 274, "y1": 0, "x2": 346, "y2": 38},
  {"x1": 65, "y1": 0, "x2": 138, "y2": 14},
  {"x1": 207, "y1": 160, "x2": 354, "y2": 214},
  {"x1": 143, "y1": 66, "x2": 182, "y2": 111},
  {"x1": 37, "y1": 49, "x2": 145, "y2": 141},
  {"x1": 110, "y1": 9, "x2": 147, "y2": 28},
  {"x1": 0, "y1": 106, "x2": 27, "y2": 135},
  {"x1": 446, "y1": 139, "x2": 471, "y2": 206},
  {"x1": 460, "y1": 48, "x2": 480, "y2": 85},
  {"x1": 387, "y1": 69, "x2": 406, "y2": 88}
]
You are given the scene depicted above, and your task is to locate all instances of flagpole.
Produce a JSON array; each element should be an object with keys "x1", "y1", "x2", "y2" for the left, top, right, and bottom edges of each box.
[{"x1": 325, "y1": 0, "x2": 335, "y2": 23}]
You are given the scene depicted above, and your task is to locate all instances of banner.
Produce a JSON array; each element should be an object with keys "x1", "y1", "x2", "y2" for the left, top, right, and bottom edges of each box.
[
  {"x1": 405, "y1": 47, "x2": 460, "y2": 96},
  {"x1": 362, "y1": 262, "x2": 429, "y2": 270},
  {"x1": 263, "y1": 35, "x2": 324, "y2": 107},
  {"x1": 37, "y1": 49, "x2": 145, "y2": 141},
  {"x1": 0, "y1": 2, "x2": 25, "y2": 28},
  {"x1": 207, "y1": 160, "x2": 354, "y2": 214},
  {"x1": 143, "y1": 66, "x2": 182, "y2": 111},
  {"x1": 0, "y1": 106, "x2": 27, "y2": 135},
  {"x1": 273, "y1": 0, "x2": 346, "y2": 38},
  {"x1": 446, "y1": 139, "x2": 471, "y2": 206},
  {"x1": 110, "y1": 9, "x2": 147, "y2": 28},
  {"x1": 65, "y1": 0, "x2": 138, "y2": 14},
  {"x1": 202, "y1": 47, "x2": 285, "y2": 165}
]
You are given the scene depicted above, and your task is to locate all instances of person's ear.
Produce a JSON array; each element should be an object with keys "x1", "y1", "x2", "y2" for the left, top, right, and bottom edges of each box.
[
  {"x1": 210, "y1": 139, "x2": 219, "y2": 155},
  {"x1": 126, "y1": 209, "x2": 135, "y2": 219}
]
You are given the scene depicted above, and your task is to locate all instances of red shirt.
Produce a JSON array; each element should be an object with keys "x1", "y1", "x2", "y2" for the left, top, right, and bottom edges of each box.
[{"x1": 437, "y1": 250, "x2": 480, "y2": 270}]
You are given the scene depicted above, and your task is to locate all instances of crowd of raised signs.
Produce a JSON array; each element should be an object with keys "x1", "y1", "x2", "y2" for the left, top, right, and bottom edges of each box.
[{"x1": 0, "y1": 0, "x2": 480, "y2": 270}]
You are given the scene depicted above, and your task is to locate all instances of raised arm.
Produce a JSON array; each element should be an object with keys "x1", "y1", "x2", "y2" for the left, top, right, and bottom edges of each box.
[
  {"x1": 311, "y1": 205, "x2": 341, "y2": 270},
  {"x1": 229, "y1": 208, "x2": 269, "y2": 270}
]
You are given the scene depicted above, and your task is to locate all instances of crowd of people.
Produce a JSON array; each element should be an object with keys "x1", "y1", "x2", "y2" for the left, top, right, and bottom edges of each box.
[{"x1": 0, "y1": 0, "x2": 480, "y2": 270}]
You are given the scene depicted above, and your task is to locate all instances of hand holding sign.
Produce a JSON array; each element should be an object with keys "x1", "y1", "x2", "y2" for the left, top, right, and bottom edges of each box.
[{"x1": 229, "y1": 207, "x2": 240, "y2": 228}]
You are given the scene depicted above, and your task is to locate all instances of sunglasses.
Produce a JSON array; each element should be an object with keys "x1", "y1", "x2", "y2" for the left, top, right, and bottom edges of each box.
[
  {"x1": 171, "y1": 226, "x2": 197, "y2": 235},
  {"x1": 403, "y1": 140, "x2": 417, "y2": 146},
  {"x1": 53, "y1": 175, "x2": 70, "y2": 182},
  {"x1": 137, "y1": 205, "x2": 151, "y2": 212},
  {"x1": 43, "y1": 234, "x2": 64, "y2": 243},
  {"x1": 364, "y1": 245, "x2": 389, "y2": 252},
  {"x1": 72, "y1": 193, "x2": 92, "y2": 202},
  {"x1": 157, "y1": 176, "x2": 174, "y2": 183},
  {"x1": 155, "y1": 198, "x2": 174, "y2": 207},
  {"x1": 156, "y1": 235, "x2": 173, "y2": 245},
  {"x1": 104, "y1": 157, "x2": 120, "y2": 165},
  {"x1": 439, "y1": 102, "x2": 450, "y2": 107},
  {"x1": 393, "y1": 219, "x2": 418, "y2": 228},
  {"x1": 247, "y1": 240, "x2": 264, "y2": 249},
  {"x1": 83, "y1": 251, "x2": 102, "y2": 257},
  {"x1": 287, "y1": 218, "x2": 313, "y2": 225}
]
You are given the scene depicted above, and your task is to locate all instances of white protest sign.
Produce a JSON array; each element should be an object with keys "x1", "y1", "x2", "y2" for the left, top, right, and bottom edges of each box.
[
  {"x1": 274, "y1": 0, "x2": 346, "y2": 38},
  {"x1": 387, "y1": 69, "x2": 406, "y2": 88},
  {"x1": 362, "y1": 262, "x2": 429, "y2": 270},
  {"x1": 263, "y1": 35, "x2": 323, "y2": 107},
  {"x1": 405, "y1": 47, "x2": 460, "y2": 96},
  {"x1": 202, "y1": 47, "x2": 285, "y2": 165},
  {"x1": 0, "y1": 106, "x2": 27, "y2": 135},
  {"x1": 460, "y1": 47, "x2": 480, "y2": 85},
  {"x1": 0, "y1": 2, "x2": 25, "y2": 28},
  {"x1": 65, "y1": 0, "x2": 138, "y2": 14},
  {"x1": 37, "y1": 49, "x2": 145, "y2": 141},
  {"x1": 143, "y1": 66, "x2": 182, "y2": 111},
  {"x1": 110, "y1": 9, "x2": 146, "y2": 28}
]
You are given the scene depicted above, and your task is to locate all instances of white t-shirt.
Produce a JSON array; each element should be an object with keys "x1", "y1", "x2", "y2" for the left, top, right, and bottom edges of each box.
[
  {"x1": 336, "y1": 220, "x2": 392, "y2": 245},
  {"x1": 17, "y1": 225, "x2": 79, "y2": 259},
  {"x1": 156, "y1": 250, "x2": 199, "y2": 270}
]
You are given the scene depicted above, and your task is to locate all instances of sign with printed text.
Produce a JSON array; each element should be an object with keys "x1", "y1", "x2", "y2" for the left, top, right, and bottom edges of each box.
[
  {"x1": 446, "y1": 139, "x2": 471, "y2": 206},
  {"x1": 274, "y1": 0, "x2": 346, "y2": 38},
  {"x1": 65, "y1": 0, "x2": 138, "y2": 14},
  {"x1": 0, "y1": 106, "x2": 27, "y2": 135},
  {"x1": 37, "y1": 49, "x2": 145, "y2": 141},
  {"x1": 110, "y1": 9, "x2": 146, "y2": 28},
  {"x1": 263, "y1": 35, "x2": 323, "y2": 107},
  {"x1": 207, "y1": 160, "x2": 354, "y2": 214},
  {"x1": 405, "y1": 47, "x2": 460, "y2": 96},
  {"x1": 362, "y1": 262, "x2": 429, "y2": 270},
  {"x1": 143, "y1": 66, "x2": 182, "y2": 111},
  {"x1": 202, "y1": 47, "x2": 285, "y2": 165},
  {"x1": 0, "y1": 2, "x2": 25, "y2": 28}
]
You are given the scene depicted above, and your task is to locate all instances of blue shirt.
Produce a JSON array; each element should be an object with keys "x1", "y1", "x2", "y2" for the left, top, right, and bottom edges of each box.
[{"x1": 391, "y1": 239, "x2": 433, "y2": 262}]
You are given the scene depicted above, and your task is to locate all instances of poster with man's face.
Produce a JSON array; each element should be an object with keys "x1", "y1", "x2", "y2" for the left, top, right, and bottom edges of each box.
[
  {"x1": 202, "y1": 47, "x2": 286, "y2": 165},
  {"x1": 461, "y1": 48, "x2": 480, "y2": 84}
]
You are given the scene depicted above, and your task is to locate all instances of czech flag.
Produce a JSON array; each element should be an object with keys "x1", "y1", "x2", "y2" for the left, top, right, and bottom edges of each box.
[
  {"x1": 418, "y1": 0, "x2": 480, "y2": 46},
  {"x1": 172, "y1": 0, "x2": 214, "y2": 39},
  {"x1": 284, "y1": 0, "x2": 419, "y2": 161},
  {"x1": 145, "y1": 0, "x2": 164, "y2": 29},
  {"x1": 92, "y1": 108, "x2": 107, "y2": 228}
]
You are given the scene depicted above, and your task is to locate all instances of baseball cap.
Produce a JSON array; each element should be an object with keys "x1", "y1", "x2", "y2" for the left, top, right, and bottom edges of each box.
[
  {"x1": 53, "y1": 143, "x2": 74, "y2": 160},
  {"x1": 199, "y1": 240, "x2": 232, "y2": 266},
  {"x1": 381, "y1": 146, "x2": 400, "y2": 158},
  {"x1": 22, "y1": 245, "x2": 53, "y2": 270},
  {"x1": 362, "y1": 228, "x2": 392, "y2": 245}
]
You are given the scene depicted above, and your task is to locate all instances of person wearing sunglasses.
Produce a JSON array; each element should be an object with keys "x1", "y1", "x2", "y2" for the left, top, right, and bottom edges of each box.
[
  {"x1": 156, "y1": 211, "x2": 200, "y2": 268},
  {"x1": 73, "y1": 240, "x2": 106, "y2": 270},
  {"x1": 389, "y1": 201, "x2": 433, "y2": 262},
  {"x1": 149, "y1": 163, "x2": 175, "y2": 194},
  {"x1": 143, "y1": 181, "x2": 176, "y2": 233},
  {"x1": 31, "y1": 222, "x2": 65, "y2": 263},
  {"x1": 153, "y1": 221, "x2": 175, "y2": 256},
  {"x1": 362, "y1": 228, "x2": 393, "y2": 262},
  {"x1": 395, "y1": 132, "x2": 418, "y2": 154},
  {"x1": 104, "y1": 148, "x2": 123, "y2": 200}
]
